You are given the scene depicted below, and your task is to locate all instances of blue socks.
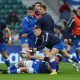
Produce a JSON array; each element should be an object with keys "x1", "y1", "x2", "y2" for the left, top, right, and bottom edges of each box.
[
  {"x1": 49, "y1": 59, "x2": 57, "y2": 70},
  {"x1": 10, "y1": 63, "x2": 18, "y2": 70},
  {"x1": 4, "y1": 59, "x2": 10, "y2": 68},
  {"x1": 71, "y1": 56, "x2": 79, "y2": 63},
  {"x1": 69, "y1": 55, "x2": 79, "y2": 63},
  {"x1": 9, "y1": 69, "x2": 20, "y2": 74},
  {"x1": 10, "y1": 70, "x2": 17, "y2": 74},
  {"x1": 10, "y1": 65, "x2": 17, "y2": 70}
]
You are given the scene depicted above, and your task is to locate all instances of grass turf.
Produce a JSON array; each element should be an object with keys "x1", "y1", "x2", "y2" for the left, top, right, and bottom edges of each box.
[{"x1": 0, "y1": 63, "x2": 80, "y2": 80}]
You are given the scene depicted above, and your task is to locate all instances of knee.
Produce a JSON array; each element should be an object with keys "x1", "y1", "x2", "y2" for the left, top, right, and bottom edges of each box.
[{"x1": 18, "y1": 61, "x2": 24, "y2": 67}]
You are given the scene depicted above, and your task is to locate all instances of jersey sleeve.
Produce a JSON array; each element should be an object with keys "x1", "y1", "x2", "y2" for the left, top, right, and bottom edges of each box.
[{"x1": 65, "y1": 17, "x2": 75, "y2": 39}]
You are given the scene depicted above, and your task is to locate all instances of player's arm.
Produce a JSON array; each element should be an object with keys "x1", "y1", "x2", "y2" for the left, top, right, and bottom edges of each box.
[
  {"x1": 4, "y1": 27, "x2": 12, "y2": 45},
  {"x1": 65, "y1": 17, "x2": 75, "y2": 39},
  {"x1": 21, "y1": 18, "x2": 29, "y2": 38},
  {"x1": 21, "y1": 18, "x2": 33, "y2": 37},
  {"x1": 20, "y1": 51, "x2": 44, "y2": 60},
  {"x1": 64, "y1": 18, "x2": 75, "y2": 44},
  {"x1": 29, "y1": 55, "x2": 44, "y2": 60}
]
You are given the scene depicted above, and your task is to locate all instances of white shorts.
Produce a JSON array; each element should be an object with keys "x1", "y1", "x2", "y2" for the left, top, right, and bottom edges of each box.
[{"x1": 23, "y1": 60, "x2": 34, "y2": 73}]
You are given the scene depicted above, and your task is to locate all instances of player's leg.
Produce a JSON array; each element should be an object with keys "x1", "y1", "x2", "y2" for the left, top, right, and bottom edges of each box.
[
  {"x1": 2, "y1": 51, "x2": 10, "y2": 69},
  {"x1": 49, "y1": 42, "x2": 64, "y2": 58},
  {"x1": 3, "y1": 60, "x2": 35, "y2": 74},
  {"x1": 9, "y1": 60, "x2": 33, "y2": 71},
  {"x1": 9, "y1": 60, "x2": 37, "y2": 74},
  {"x1": 49, "y1": 42, "x2": 63, "y2": 75},
  {"x1": 20, "y1": 38, "x2": 30, "y2": 53},
  {"x1": 72, "y1": 40, "x2": 80, "y2": 71},
  {"x1": 0, "y1": 44, "x2": 10, "y2": 70},
  {"x1": 6, "y1": 67, "x2": 34, "y2": 74},
  {"x1": 73, "y1": 62, "x2": 79, "y2": 72},
  {"x1": 49, "y1": 42, "x2": 80, "y2": 75},
  {"x1": 61, "y1": 48, "x2": 80, "y2": 63},
  {"x1": 76, "y1": 49, "x2": 80, "y2": 61},
  {"x1": 49, "y1": 41, "x2": 80, "y2": 63},
  {"x1": 9, "y1": 61, "x2": 24, "y2": 70}
]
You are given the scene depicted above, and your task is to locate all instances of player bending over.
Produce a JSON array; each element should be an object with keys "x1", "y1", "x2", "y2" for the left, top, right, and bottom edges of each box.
[{"x1": 32, "y1": 25, "x2": 80, "y2": 75}]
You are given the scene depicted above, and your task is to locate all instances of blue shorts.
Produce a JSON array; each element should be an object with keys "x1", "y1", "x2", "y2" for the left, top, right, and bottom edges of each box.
[
  {"x1": 53, "y1": 42, "x2": 64, "y2": 51},
  {"x1": 20, "y1": 38, "x2": 35, "y2": 48},
  {"x1": 32, "y1": 60, "x2": 40, "y2": 73},
  {"x1": 73, "y1": 39, "x2": 80, "y2": 49},
  {"x1": 0, "y1": 44, "x2": 6, "y2": 53}
]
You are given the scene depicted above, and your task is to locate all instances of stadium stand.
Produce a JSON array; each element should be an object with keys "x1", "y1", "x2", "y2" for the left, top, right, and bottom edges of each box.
[{"x1": 0, "y1": 0, "x2": 27, "y2": 45}]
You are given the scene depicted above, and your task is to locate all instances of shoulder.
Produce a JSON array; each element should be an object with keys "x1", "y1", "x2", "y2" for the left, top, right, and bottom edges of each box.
[
  {"x1": 44, "y1": 13, "x2": 51, "y2": 17},
  {"x1": 21, "y1": 16, "x2": 31, "y2": 23}
]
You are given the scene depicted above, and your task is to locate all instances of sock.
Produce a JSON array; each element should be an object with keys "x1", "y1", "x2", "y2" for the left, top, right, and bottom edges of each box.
[
  {"x1": 49, "y1": 59, "x2": 57, "y2": 70},
  {"x1": 10, "y1": 63, "x2": 19, "y2": 70},
  {"x1": 8, "y1": 70, "x2": 17, "y2": 74},
  {"x1": 4, "y1": 58, "x2": 10, "y2": 68},
  {"x1": 69, "y1": 55, "x2": 79, "y2": 63},
  {"x1": 78, "y1": 61, "x2": 80, "y2": 64},
  {"x1": 9, "y1": 69, "x2": 21, "y2": 74}
]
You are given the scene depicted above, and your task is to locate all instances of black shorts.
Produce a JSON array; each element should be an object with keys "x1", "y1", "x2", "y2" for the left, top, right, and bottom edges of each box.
[{"x1": 38, "y1": 62, "x2": 51, "y2": 73}]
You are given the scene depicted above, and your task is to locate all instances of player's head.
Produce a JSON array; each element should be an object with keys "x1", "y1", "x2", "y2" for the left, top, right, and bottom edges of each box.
[
  {"x1": 38, "y1": 4, "x2": 47, "y2": 15},
  {"x1": 33, "y1": 25, "x2": 42, "y2": 37},
  {"x1": 55, "y1": 54, "x2": 62, "y2": 64},
  {"x1": 77, "y1": 7, "x2": 80, "y2": 16},
  {"x1": 34, "y1": 2, "x2": 42, "y2": 15},
  {"x1": 35, "y1": 2, "x2": 42, "y2": 7},
  {"x1": 27, "y1": 6, "x2": 35, "y2": 17}
]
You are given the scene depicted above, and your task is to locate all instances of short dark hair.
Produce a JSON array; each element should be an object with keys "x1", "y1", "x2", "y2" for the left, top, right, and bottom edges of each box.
[
  {"x1": 40, "y1": 4, "x2": 47, "y2": 10},
  {"x1": 33, "y1": 25, "x2": 41, "y2": 30},
  {"x1": 56, "y1": 54, "x2": 62, "y2": 62},
  {"x1": 35, "y1": 2, "x2": 42, "y2": 5},
  {"x1": 27, "y1": 6, "x2": 34, "y2": 11}
]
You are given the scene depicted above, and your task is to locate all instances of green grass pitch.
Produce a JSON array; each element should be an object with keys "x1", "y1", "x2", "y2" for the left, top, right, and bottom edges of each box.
[{"x1": 0, "y1": 63, "x2": 80, "y2": 80}]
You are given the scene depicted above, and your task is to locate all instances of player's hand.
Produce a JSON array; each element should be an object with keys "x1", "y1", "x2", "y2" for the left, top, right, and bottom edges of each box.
[
  {"x1": 7, "y1": 40, "x2": 12, "y2": 46},
  {"x1": 64, "y1": 39, "x2": 68, "y2": 44},
  {"x1": 22, "y1": 33, "x2": 28, "y2": 38},
  {"x1": 33, "y1": 48, "x2": 37, "y2": 52},
  {"x1": 26, "y1": 49, "x2": 32, "y2": 53},
  {"x1": 26, "y1": 53, "x2": 31, "y2": 59}
]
